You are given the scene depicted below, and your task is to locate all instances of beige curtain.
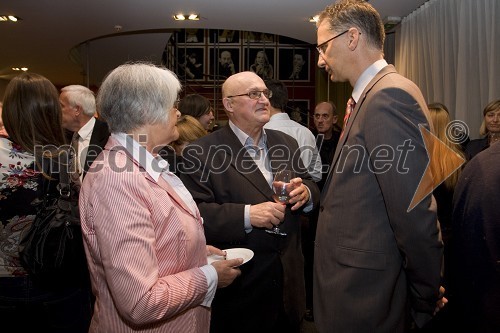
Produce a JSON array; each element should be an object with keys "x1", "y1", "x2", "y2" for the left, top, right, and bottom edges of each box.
[{"x1": 396, "y1": 0, "x2": 500, "y2": 139}]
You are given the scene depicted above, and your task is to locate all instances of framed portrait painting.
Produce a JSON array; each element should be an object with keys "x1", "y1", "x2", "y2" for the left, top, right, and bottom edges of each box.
[
  {"x1": 209, "y1": 29, "x2": 240, "y2": 44},
  {"x1": 278, "y1": 48, "x2": 310, "y2": 82},
  {"x1": 176, "y1": 29, "x2": 205, "y2": 44},
  {"x1": 245, "y1": 48, "x2": 275, "y2": 80},
  {"x1": 177, "y1": 47, "x2": 205, "y2": 81},
  {"x1": 209, "y1": 48, "x2": 240, "y2": 81}
]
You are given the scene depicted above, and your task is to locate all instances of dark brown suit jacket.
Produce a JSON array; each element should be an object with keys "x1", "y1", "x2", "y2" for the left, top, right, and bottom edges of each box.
[{"x1": 181, "y1": 125, "x2": 319, "y2": 333}]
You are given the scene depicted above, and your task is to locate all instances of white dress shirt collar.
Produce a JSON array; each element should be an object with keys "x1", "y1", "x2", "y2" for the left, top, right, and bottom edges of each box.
[{"x1": 352, "y1": 59, "x2": 388, "y2": 103}]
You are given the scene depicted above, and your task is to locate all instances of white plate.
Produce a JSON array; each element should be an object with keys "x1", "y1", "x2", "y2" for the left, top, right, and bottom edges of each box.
[{"x1": 207, "y1": 248, "x2": 254, "y2": 265}]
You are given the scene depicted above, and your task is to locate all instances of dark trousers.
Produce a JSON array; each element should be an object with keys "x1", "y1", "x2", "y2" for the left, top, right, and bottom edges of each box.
[
  {"x1": 301, "y1": 212, "x2": 317, "y2": 311},
  {"x1": 0, "y1": 275, "x2": 92, "y2": 333}
]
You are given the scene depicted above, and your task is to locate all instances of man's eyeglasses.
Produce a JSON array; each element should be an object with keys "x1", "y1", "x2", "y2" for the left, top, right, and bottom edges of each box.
[
  {"x1": 227, "y1": 89, "x2": 272, "y2": 100},
  {"x1": 316, "y1": 30, "x2": 349, "y2": 55},
  {"x1": 173, "y1": 99, "x2": 180, "y2": 109}
]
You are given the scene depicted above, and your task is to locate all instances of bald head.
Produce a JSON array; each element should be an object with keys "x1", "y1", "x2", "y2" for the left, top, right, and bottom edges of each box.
[
  {"x1": 222, "y1": 71, "x2": 264, "y2": 97},
  {"x1": 314, "y1": 101, "x2": 338, "y2": 138},
  {"x1": 222, "y1": 71, "x2": 270, "y2": 138}
]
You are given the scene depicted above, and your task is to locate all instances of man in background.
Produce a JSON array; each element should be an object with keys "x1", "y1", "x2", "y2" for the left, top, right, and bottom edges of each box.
[
  {"x1": 60, "y1": 85, "x2": 110, "y2": 181},
  {"x1": 313, "y1": 101, "x2": 340, "y2": 190},
  {"x1": 264, "y1": 79, "x2": 322, "y2": 182}
]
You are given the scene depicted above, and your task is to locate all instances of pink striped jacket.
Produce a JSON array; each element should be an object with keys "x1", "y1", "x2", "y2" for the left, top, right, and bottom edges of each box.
[{"x1": 79, "y1": 138, "x2": 210, "y2": 332}]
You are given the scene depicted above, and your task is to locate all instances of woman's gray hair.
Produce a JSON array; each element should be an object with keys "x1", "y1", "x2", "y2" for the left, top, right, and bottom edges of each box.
[
  {"x1": 97, "y1": 62, "x2": 181, "y2": 133},
  {"x1": 60, "y1": 85, "x2": 96, "y2": 117}
]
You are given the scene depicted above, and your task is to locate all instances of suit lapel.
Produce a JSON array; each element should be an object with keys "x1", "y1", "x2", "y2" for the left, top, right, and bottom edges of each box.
[
  {"x1": 220, "y1": 126, "x2": 275, "y2": 199},
  {"x1": 322, "y1": 65, "x2": 397, "y2": 192},
  {"x1": 84, "y1": 119, "x2": 110, "y2": 175}
]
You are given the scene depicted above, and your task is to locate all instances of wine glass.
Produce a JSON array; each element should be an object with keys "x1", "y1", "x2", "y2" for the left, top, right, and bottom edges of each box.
[{"x1": 266, "y1": 169, "x2": 294, "y2": 236}]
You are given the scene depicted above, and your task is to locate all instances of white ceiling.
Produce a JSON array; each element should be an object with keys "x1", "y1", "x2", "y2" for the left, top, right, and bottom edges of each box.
[{"x1": 0, "y1": 0, "x2": 428, "y2": 87}]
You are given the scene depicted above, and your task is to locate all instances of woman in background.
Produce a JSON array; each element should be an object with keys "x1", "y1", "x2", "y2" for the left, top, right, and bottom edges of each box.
[
  {"x1": 421, "y1": 103, "x2": 465, "y2": 331},
  {"x1": 170, "y1": 115, "x2": 207, "y2": 156},
  {"x1": 178, "y1": 93, "x2": 215, "y2": 131},
  {"x1": 465, "y1": 99, "x2": 500, "y2": 160},
  {"x1": 0, "y1": 73, "x2": 92, "y2": 332}
]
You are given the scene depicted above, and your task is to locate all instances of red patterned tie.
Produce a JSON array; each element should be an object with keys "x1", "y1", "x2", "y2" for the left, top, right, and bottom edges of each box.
[{"x1": 340, "y1": 97, "x2": 356, "y2": 138}]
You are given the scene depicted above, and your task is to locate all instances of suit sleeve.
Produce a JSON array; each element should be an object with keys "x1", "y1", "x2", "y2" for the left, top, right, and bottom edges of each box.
[{"x1": 363, "y1": 87, "x2": 442, "y2": 322}]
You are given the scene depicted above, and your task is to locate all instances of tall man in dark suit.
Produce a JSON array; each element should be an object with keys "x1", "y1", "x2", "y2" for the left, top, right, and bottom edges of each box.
[
  {"x1": 181, "y1": 71, "x2": 320, "y2": 333},
  {"x1": 313, "y1": 1, "x2": 444, "y2": 332},
  {"x1": 60, "y1": 85, "x2": 110, "y2": 181}
]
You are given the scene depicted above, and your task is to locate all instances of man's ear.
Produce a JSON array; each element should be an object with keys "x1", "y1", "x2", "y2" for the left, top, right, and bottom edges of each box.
[
  {"x1": 332, "y1": 115, "x2": 338, "y2": 124},
  {"x1": 74, "y1": 105, "x2": 81, "y2": 117},
  {"x1": 222, "y1": 98, "x2": 233, "y2": 116},
  {"x1": 348, "y1": 27, "x2": 361, "y2": 50}
]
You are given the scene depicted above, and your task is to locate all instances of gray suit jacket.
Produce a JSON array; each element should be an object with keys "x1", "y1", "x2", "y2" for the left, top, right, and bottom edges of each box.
[
  {"x1": 314, "y1": 65, "x2": 443, "y2": 332},
  {"x1": 181, "y1": 125, "x2": 320, "y2": 333}
]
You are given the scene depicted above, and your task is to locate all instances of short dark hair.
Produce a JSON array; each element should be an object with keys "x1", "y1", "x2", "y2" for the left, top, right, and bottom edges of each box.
[
  {"x1": 179, "y1": 94, "x2": 211, "y2": 119},
  {"x1": 265, "y1": 79, "x2": 288, "y2": 111}
]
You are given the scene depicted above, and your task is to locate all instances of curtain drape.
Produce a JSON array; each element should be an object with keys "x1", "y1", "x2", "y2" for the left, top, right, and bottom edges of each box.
[{"x1": 396, "y1": 0, "x2": 500, "y2": 139}]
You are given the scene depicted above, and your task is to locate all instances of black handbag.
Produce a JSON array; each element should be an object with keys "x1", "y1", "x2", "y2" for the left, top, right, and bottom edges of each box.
[{"x1": 19, "y1": 151, "x2": 87, "y2": 285}]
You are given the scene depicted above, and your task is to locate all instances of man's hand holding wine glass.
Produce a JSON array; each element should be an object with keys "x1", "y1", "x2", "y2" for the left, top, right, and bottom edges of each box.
[{"x1": 286, "y1": 177, "x2": 310, "y2": 211}]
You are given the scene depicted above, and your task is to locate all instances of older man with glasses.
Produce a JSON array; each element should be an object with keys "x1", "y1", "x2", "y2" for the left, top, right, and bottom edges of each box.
[{"x1": 181, "y1": 71, "x2": 320, "y2": 333}]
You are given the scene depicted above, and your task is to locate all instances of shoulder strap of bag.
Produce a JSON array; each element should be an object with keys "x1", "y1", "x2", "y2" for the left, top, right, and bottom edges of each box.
[{"x1": 57, "y1": 149, "x2": 71, "y2": 199}]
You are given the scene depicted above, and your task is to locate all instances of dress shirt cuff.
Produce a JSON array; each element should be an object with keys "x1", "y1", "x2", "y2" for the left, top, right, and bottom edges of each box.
[
  {"x1": 244, "y1": 205, "x2": 253, "y2": 233},
  {"x1": 302, "y1": 186, "x2": 313, "y2": 213},
  {"x1": 200, "y1": 265, "x2": 218, "y2": 307}
]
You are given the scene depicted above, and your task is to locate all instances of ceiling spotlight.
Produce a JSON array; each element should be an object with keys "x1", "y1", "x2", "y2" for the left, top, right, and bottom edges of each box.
[
  {"x1": 0, "y1": 15, "x2": 21, "y2": 22},
  {"x1": 309, "y1": 15, "x2": 319, "y2": 23},
  {"x1": 173, "y1": 13, "x2": 199, "y2": 21},
  {"x1": 21, "y1": 67, "x2": 28, "y2": 71}
]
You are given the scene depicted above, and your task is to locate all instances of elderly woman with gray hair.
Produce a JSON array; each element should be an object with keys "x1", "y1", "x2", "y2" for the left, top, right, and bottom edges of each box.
[{"x1": 79, "y1": 62, "x2": 241, "y2": 333}]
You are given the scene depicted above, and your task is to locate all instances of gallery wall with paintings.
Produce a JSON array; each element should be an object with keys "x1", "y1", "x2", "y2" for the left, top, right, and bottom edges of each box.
[{"x1": 167, "y1": 29, "x2": 317, "y2": 128}]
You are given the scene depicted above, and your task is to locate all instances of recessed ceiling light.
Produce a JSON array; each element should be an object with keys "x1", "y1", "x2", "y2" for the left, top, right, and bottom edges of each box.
[
  {"x1": 12, "y1": 67, "x2": 28, "y2": 71},
  {"x1": 173, "y1": 13, "x2": 199, "y2": 21},
  {"x1": 309, "y1": 15, "x2": 319, "y2": 23},
  {"x1": 1, "y1": 15, "x2": 21, "y2": 22}
]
